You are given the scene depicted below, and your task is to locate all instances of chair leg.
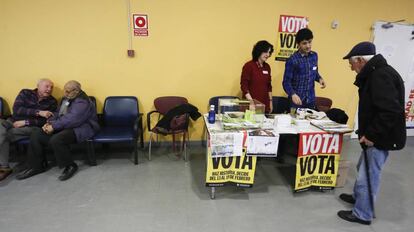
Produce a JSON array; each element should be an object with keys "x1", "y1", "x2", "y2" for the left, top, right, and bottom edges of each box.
[
  {"x1": 140, "y1": 130, "x2": 144, "y2": 149},
  {"x1": 172, "y1": 133, "x2": 176, "y2": 152},
  {"x1": 87, "y1": 141, "x2": 97, "y2": 166},
  {"x1": 201, "y1": 126, "x2": 206, "y2": 147},
  {"x1": 85, "y1": 141, "x2": 91, "y2": 163},
  {"x1": 133, "y1": 139, "x2": 138, "y2": 165},
  {"x1": 148, "y1": 132, "x2": 153, "y2": 161},
  {"x1": 181, "y1": 132, "x2": 185, "y2": 151},
  {"x1": 182, "y1": 132, "x2": 187, "y2": 161},
  {"x1": 139, "y1": 120, "x2": 144, "y2": 149}
]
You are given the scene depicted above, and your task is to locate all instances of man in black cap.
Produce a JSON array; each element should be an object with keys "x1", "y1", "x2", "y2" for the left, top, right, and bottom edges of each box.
[{"x1": 338, "y1": 42, "x2": 406, "y2": 225}]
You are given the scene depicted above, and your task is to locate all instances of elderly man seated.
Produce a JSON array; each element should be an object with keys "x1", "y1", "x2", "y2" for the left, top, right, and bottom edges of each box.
[
  {"x1": 0, "y1": 79, "x2": 57, "y2": 182},
  {"x1": 16, "y1": 80, "x2": 99, "y2": 181}
]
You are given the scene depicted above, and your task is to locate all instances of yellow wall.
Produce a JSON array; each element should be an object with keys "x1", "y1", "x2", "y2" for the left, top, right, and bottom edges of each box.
[{"x1": 1, "y1": 0, "x2": 414, "y2": 140}]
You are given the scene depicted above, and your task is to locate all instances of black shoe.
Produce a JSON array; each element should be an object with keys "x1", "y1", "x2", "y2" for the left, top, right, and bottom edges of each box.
[
  {"x1": 58, "y1": 163, "x2": 78, "y2": 181},
  {"x1": 16, "y1": 168, "x2": 45, "y2": 180},
  {"x1": 13, "y1": 162, "x2": 28, "y2": 173},
  {"x1": 337, "y1": 210, "x2": 371, "y2": 225},
  {"x1": 340, "y1": 193, "x2": 356, "y2": 204}
]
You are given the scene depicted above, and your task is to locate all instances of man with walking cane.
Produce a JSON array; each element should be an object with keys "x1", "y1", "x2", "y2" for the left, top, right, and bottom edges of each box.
[{"x1": 338, "y1": 42, "x2": 406, "y2": 225}]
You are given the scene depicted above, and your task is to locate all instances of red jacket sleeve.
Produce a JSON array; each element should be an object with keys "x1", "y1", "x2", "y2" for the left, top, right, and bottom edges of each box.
[
  {"x1": 267, "y1": 63, "x2": 272, "y2": 92},
  {"x1": 240, "y1": 63, "x2": 252, "y2": 96}
]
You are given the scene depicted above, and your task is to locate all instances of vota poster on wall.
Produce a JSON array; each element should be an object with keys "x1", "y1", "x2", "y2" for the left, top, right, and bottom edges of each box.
[{"x1": 275, "y1": 15, "x2": 309, "y2": 61}]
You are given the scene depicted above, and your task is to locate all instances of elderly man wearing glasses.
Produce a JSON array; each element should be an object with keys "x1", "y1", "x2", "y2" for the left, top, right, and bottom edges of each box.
[{"x1": 16, "y1": 80, "x2": 100, "y2": 181}]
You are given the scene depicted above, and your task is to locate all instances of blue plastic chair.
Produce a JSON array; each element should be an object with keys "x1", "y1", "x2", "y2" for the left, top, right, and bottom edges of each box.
[{"x1": 87, "y1": 96, "x2": 143, "y2": 165}]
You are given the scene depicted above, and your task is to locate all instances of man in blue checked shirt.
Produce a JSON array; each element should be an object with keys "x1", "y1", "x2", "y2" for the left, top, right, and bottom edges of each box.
[{"x1": 282, "y1": 28, "x2": 326, "y2": 109}]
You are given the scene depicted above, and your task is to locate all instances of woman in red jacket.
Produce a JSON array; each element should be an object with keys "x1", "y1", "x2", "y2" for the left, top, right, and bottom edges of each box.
[{"x1": 240, "y1": 40, "x2": 274, "y2": 113}]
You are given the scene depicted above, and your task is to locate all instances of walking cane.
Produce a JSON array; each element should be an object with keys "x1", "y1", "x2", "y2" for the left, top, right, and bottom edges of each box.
[{"x1": 362, "y1": 144, "x2": 376, "y2": 218}]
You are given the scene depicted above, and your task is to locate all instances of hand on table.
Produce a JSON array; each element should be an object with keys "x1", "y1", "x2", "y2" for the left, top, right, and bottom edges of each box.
[{"x1": 292, "y1": 94, "x2": 302, "y2": 106}]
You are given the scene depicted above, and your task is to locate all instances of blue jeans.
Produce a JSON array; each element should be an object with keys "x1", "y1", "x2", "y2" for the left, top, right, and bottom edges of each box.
[{"x1": 352, "y1": 147, "x2": 389, "y2": 221}]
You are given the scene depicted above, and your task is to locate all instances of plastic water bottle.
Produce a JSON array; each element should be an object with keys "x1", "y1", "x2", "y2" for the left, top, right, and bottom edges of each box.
[{"x1": 208, "y1": 105, "x2": 216, "y2": 124}]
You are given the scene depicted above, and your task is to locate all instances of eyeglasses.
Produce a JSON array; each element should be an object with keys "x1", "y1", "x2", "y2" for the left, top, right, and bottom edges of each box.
[{"x1": 64, "y1": 88, "x2": 76, "y2": 95}]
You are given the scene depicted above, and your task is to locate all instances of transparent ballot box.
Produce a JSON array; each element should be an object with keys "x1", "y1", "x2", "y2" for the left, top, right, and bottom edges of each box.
[{"x1": 218, "y1": 98, "x2": 265, "y2": 114}]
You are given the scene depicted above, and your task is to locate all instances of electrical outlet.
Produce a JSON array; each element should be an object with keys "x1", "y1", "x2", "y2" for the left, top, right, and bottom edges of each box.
[{"x1": 127, "y1": 50, "x2": 135, "y2": 57}]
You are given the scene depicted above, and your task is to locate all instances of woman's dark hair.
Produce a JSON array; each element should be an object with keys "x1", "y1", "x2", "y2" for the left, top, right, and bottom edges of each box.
[
  {"x1": 252, "y1": 40, "x2": 274, "y2": 61},
  {"x1": 295, "y1": 28, "x2": 313, "y2": 44}
]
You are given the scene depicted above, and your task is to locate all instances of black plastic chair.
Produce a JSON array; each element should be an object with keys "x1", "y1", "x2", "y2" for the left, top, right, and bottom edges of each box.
[
  {"x1": 87, "y1": 96, "x2": 143, "y2": 165},
  {"x1": 208, "y1": 96, "x2": 240, "y2": 113},
  {"x1": 272, "y1": 96, "x2": 290, "y2": 114}
]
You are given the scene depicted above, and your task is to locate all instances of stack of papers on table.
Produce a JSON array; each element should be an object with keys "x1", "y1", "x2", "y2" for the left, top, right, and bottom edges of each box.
[
  {"x1": 274, "y1": 114, "x2": 292, "y2": 127},
  {"x1": 310, "y1": 119, "x2": 353, "y2": 133},
  {"x1": 293, "y1": 118, "x2": 311, "y2": 127}
]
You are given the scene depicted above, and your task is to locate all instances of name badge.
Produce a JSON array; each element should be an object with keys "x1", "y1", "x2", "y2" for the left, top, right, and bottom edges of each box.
[
  {"x1": 262, "y1": 70, "x2": 269, "y2": 74},
  {"x1": 312, "y1": 66, "x2": 317, "y2": 71}
]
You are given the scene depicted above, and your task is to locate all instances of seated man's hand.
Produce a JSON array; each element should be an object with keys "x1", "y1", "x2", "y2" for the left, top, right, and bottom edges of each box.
[
  {"x1": 42, "y1": 123, "x2": 48, "y2": 132},
  {"x1": 42, "y1": 123, "x2": 54, "y2": 134},
  {"x1": 13, "y1": 120, "x2": 26, "y2": 128},
  {"x1": 38, "y1": 111, "x2": 54, "y2": 118},
  {"x1": 292, "y1": 94, "x2": 302, "y2": 106}
]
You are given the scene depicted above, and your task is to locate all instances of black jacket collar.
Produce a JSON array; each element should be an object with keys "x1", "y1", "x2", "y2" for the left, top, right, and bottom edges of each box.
[{"x1": 354, "y1": 54, "x2": 388, "y2": 88}]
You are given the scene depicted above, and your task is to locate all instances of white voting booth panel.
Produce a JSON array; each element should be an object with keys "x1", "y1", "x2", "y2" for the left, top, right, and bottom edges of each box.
[{"x1": 352, "y1": 21, "x2": 414, "y2": 138}]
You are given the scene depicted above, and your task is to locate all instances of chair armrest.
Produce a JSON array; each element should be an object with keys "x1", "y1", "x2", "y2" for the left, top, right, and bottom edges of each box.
[{"x1": 146, "y1": 110, "x2": 159, "y2": 131}]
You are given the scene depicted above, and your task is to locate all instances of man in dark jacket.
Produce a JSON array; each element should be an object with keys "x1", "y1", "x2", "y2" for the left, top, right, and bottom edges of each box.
[
  {"x1": 16, "y1": 80, "x2": 100, "y2": 181},
  {"x1": 338, "y1": 42, "x2": 406, "y2": 225}
]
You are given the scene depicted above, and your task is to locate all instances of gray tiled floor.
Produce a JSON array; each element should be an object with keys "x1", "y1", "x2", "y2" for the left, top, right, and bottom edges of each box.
[{"x1": 0, "y1": 137, "x2": 413, "y2": 232}]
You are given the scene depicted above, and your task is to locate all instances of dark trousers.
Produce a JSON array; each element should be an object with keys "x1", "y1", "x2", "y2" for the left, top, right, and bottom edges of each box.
[
  {"x1": 27, "y1": 128, "x2": 77, "y2": 169},
  {"x1": 289, "y1": 98, "x2": 316, "y2": 110}
]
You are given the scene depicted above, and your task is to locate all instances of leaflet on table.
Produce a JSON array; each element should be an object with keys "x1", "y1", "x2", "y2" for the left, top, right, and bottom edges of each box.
[
  {"x1": 210, "y1": 132, "x2": 244, "y2": 157},
  {"x1": 221, "y1": 120, "x2": 261, "y2": 130},
  {"x1": 246, "y1": 129, "x2": 280, "y2": 157},
  {"x1": 310, "y1": 119, "x2": 353, "y2": 133}
]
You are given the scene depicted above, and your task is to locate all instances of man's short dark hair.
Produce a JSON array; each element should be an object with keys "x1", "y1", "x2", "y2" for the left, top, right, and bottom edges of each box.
[
  {"x1": 295, "y1": 28, "x2": 313, "y2": 44},
  {"x1": 252, "y1": 40, "x2": 274, "y2": 61}
]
